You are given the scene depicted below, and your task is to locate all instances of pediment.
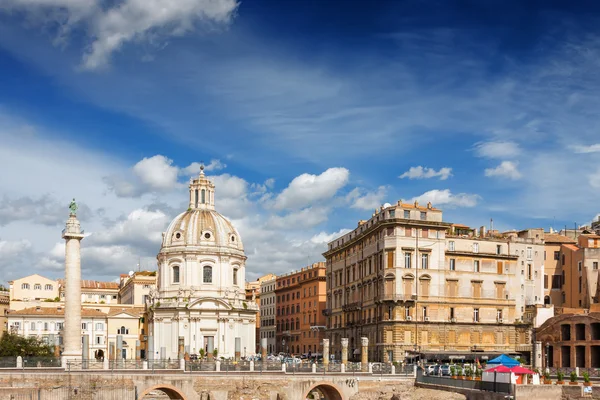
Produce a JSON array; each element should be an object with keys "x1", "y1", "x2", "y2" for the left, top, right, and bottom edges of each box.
[{"x1": 187, "y1": 297, "x2": 232, "y2": 311}]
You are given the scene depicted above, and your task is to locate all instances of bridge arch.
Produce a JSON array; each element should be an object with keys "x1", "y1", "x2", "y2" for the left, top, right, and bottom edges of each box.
[
  {"x1": 302, "y1": 382, "x2": 345, "y2": 400},
  {"x1": 138, "y1": 384, "x2": 187, "y2": 400}
]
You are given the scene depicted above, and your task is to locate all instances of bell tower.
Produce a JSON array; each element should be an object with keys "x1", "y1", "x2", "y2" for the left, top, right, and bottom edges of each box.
[{"x1": 188, "y1": 165, "x2": 215, "y2": 211}]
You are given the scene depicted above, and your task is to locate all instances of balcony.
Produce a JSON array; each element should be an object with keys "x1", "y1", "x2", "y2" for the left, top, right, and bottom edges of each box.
[
  {"x1": 342, "y1": 302, "x2": 362, "y2": 312},
  {"x1": 375, "y1": 294, "x2": 416, "y2": 303},
  {"x1": 322, "y1": 308, "x2": 332, "y2": 316}
]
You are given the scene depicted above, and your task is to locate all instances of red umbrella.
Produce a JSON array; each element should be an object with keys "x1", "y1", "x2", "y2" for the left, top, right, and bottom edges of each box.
[{"x1": 508, "y1": 366, "x2": 535, "y2": 375}]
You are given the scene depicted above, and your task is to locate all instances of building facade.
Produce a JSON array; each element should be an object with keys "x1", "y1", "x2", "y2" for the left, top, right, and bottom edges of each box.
[
  {"x1": 119, "y1": 271, "x2": 156, "y2": 305},
  {"x1": 246, "y1": 273, "x2": 276, "y2": 353},
  {"x1": 9, "y1": 274, "x2": 59, "y2": 303},
  {"x1": 324, "y1": 201, "x2": 539, "y2": 363},
  {"x1": 149, "y1": 166, "x2": 257, "y2": 359},
  {"x1": 259, "y1": 277, "x2": 277, "y2": 354},
  {"x1": 275, "y1": 263, "x2": 327, "y2": 357},
  {"x1": 0, "y1": 291, "x2": 9, "y2": 334}
]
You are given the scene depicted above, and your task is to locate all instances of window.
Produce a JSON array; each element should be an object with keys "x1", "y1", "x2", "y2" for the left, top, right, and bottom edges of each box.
[
  {"x1": 203, "y1": 266, "x2": 213, "y2": 283},
  {"x1": 544, "y1": 274, "x2": 549, "y2": 289},
  {"x1": 172, "y1": 265, "x2": 180, "y2": 283},
  {"x1": 594, "y1": 262, "x2": 599, "y2": 270},
  {"x1": 30, "y1": 322, "x2": 36, "y2": 330},
  {"x1": 21, "y1": 283, "x2": 29, "y2": 289},
  {"x1": 201, "y1": 189, "x2": 206, "y2": 204},
  {"x1": 34, "y1": 284, "x2": 41, "y2": 290},
  {"x1": 449, "y1": 259, "x2": 456, "y2": 271},
  {"x1": 551, "y1": 275, "x2": 561, "y2": 289},
  {"x1": 56, "y1": 322, "x2": 63, "y2": 330},
  {"x1": 45, "y1": 284, "x2": 53, "y2": 291},
  {"x1": 527, "y1": 247, "x2": 532, "y2": 259},
  {"x1": 405, "y1": 306, "x2": 411, "y2": 319},
  {"x1": 233, "y1": 268, "x2": 238, "y2": 286},
  {"x1": 554, "y1": 251, "x2": 560, "y2": 260},
  {"x1": 389, "y1": 210, "x2": 395, "y2": 218},
  {"x1": 562, "y1": 254, "x2": 565, "y2": 265},
  {"x1": 473, "y1": 243, "x2": 479, "y2": 253},
  {"x1": 578, "y1": 262, "x2": 582, "y2": 272},
  {"x1": 448, "y1": 241, "x2": 455, "y2": 251},
  {"x1": 422, "y1": 306, "x2": 428, "y2": 319},
  {"x1": 404, "y1": 210, "x2": 410, "y2": 219},
  {"x1": 117, "y1": 326, "x2": 129, "y2": 334},
  {"x1": 420, "y1": 212, "x2": 426, "y2": 220},
  {"x1": 473, "y1": 308, "x2": 479, "y2": 322},
  {"x1": 421, "y1": 253, "x2": 428, "y2": 269},
  {"x1": 82, "y1": 323, "x2": 88, "y2": 330},
  {"x1": 527, "y1": 264, "x2": 532, "y2": 280},
  {"x1": 404, "y1": 252, "x2": 412, "y2": 269},
  {"x1": 474, "y1": 260, "x2": 480, "y2": 272},
  {"x1": 579, "y1": 277, "x2": 582, "y2": 293},
  {"x1": 497, "y1": 309, "x2": 503, "y2": 321},
  {"x1": 449, "y1": 307, "x2": 455, "y2": 320},
  {"x1": 496, "y1": 245, "x2": 502, "y2": 255},
  {"x1": 95, "y1": 323, "x2": 103, "y2": 331}
]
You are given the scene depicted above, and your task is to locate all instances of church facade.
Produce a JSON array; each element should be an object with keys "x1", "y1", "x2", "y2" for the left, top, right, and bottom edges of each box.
[{"x1": 149, "y1": 167, "x2": 258, "y2": 360}]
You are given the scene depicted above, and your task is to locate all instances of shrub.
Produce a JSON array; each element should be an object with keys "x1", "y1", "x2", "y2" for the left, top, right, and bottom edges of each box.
[
  {"x1": 450, "y1": 366, "x2": 456, "y2": 376},
  {"x1": 570, "y1": 371, "x2": 578, "y2": 383},
  {"x1": 557, "y1": 370, "x2": 564, "y2": 382},
  {"x1": 583, "y1": 371, "x2": 590, "y2": 383},
  {"x1": 543, "y1": 370, "x2": 550, "y2": 380}
]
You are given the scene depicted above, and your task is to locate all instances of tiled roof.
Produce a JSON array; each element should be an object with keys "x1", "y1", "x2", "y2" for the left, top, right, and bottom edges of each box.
[
  {"x1": 544, "y1": 234, "x2": 576, "y2": 244},
  {"x1": 107, "y1": 307, "x2": 144, "y2": 317},
  {"x1": 9, "y1": 307, "x2": 106, "y2": 317},
  {"x1": 563, "y1": 244, "x2": 580, "y2": 252},
  {"x1": 57, "y1": 279, "x2": 119, "y2": 290}
]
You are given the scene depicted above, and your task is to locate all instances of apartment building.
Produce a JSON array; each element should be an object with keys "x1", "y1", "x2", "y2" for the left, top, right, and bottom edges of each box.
[
  {"x1": 275, "y1": 263, "x2": 326, "y2": 356},
  {"x1": 247, "y1": 274, "x2": 276, "y2": 352},
  {"x1": 60, "y1": 279, "x2": 120, "y2": 305},
  {"x1": 9, "y1": 274, "x2": 59, "y2": 303},
  {"x1": 324, "y1": 201, "x2": 538, "y2": 364},
  {"x1": 119, "y1": 271, "x2": 156, "y2": 305},
  {"x1": 0, "y1": 291, "x2": 9, "y2": 334},
  {"x1": 562, "y1": 234, "x2": 600, "y2": 308},
  {"x1": 259, "y1": 277, "x2": 277, "y2": 354}
]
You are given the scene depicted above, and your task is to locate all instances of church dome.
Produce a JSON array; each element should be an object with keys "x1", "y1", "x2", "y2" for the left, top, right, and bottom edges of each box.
[{"x1": 159, "y1": 166, "x2": 244, "y2": 254}]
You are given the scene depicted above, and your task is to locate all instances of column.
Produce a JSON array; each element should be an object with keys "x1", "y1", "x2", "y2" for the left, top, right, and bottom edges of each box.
[
  {"x1": 261, "y1": 337, "x2": 268, "y2": 360},
  {"x1": 322, "y1": 339, "x2": 330, "y2": 367},
  {"x1": 62, "y1": 206, "x2": 84, "y2": 362},
  {"x1": 361, "y1": 337, "x2": 368, "y2": 372},
  {"x1": 235, "y1": 337, "x2": 241, "y2": 361},
  {"x1": 341, "y1": 338, "x2": 349, "y2": 366}
]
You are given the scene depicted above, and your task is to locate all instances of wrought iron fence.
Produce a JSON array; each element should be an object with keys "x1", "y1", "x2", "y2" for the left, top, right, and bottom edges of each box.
[
  {"x1": 109, "y1": 359, "x2": 144, "y2": 369},
  {"x1": 416, "y1": 370, "x2": 513, "y2": 394},
  {"x1": 186, "y1": 360, "x2": 216, "y2": 372},
  {"x1": 0, "y1": 357, "x2": 17, "y2": 368},
  {"x1": 148, "y1": 359, "x2": 180, "y2": 370},
  {"x1": 67, "y1": 360, "x2": 105, "y2": 370},
  {"x1": 220, "y1": 360, "x2": 251, "y2": 372},
  {"x1": 255, "y1": 361, "x2": 283, "y2": 372},
  {"x1": 22, "y1": 357, "x2": 62, "y2": 368}
]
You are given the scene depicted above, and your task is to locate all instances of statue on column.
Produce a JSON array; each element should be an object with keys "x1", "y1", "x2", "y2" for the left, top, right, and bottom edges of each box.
[{"x1": 69, "y1": 198, "x2": 78, "y2": 216}]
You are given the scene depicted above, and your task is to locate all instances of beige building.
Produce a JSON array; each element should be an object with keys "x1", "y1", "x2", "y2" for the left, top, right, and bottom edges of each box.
[
  {"x1": 119, "y1": 271, "x2": 156, "y2": 305},
  {"x1": 247, "y1": 273, "x2": 276, "y2": 352},
  {"x1": 107, "y1": 308, "x2": 144, "y2": 360},
  {"x1": 259, "y1": 277, "x2": 277, "y2": 354},
  {"x1": 324, "y1": 201, "x2": 540, "y2": 364},
  {"x1": 7, "y1": 306, "x2": 107, "y2": 359},
  {"x1": 9, "y1": 274, "x2": 59, "y2": 302},
  {"x1": 60, "y1": 279, "x2": 120, "y2": 305}
]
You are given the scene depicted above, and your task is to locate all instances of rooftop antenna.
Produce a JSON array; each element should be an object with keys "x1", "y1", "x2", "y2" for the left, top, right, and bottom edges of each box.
[{"x1": 490, "y1": 218, "x2": 493, "y2": 233}]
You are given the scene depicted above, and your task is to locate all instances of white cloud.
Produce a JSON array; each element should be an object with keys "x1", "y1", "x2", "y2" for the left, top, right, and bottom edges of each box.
[
  {"x1": 484, "y1": 161, "x2": 522, "y2": 180},
  {"x1": 309, "y1": 229, "x2": 351, "y2": 245},
  {"x1": 399, "y1": 166, "x2": 452, "y2": 180},
  {"x1": 590, "y1": 168, "x2": 600, "y2": 189},
  {"x1": 182, "y1": 159, "x2": 227, "y2": 175},
  {"x1": 474, "y1": 141, "x2": 521, "y2": 159},
  {"x1": 346, "y1": 186, "x2": 388, "y2": 210},
  {"x1": 1, "y1": 0, "x2": 239, "y2": 69},
  {"x1": 133, "y1": 155, "x2": 180, "y2": 190},
  {"x1": 273, "y1": 168, "x2": 349, "y2": 210},
  {"x1": 267, "y1": 207, "x2": 329, "y2": 230},
  {"x1": 411, "y1": 189, "x2": 480, "y2": 208},
  {"x1": 571, "y1": 144, "x2": 600, "y2": 154}
]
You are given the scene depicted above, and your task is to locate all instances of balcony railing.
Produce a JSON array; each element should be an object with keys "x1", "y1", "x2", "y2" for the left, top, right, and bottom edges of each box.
[
  {"x1": 375, "y1": 294, "x2": 416, "y2": 303},
  {"x1": 342, "y1": 302, "x2": 362, "y2": 311}
]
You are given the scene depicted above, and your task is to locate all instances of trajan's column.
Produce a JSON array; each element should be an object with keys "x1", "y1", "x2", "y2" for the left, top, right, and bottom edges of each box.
[{"x1": 61, "y1": 199, "x2": 84, "y2": 361}]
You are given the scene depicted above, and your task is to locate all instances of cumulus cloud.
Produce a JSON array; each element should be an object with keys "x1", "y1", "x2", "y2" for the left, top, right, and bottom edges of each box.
[
  {"x1": 181, "y1": 159, "x2": 227, "y2": 175},
  {"x1": 590, "y1": 168, "x2": 600, "y2": 189},
  {"x1": 309, "y1": 229, "x2": 352, "y2": 245},
  {"x1": 484, "y1": 161, "x2": 522, "y2": 180},
  {"x1": 1, "y1": 0, "x2": 240, "y2": 69},
  {"x1": 571, "y1": 144, "x2": 600, "y2": 154},
  {"x1": 272, "y1": 168, "x2": 349, "y2": 210},
  {"x1": 474, "y1": 141, "x2": 521, "y2": 159},
  {"x1": 411, "y1": 189, "x2": 480, "y2": 208},
  {"x1": 346, "y1": 186, "x2": 388, "y2": 210},
  {"x1": 399, "y1": 166, "x2": 452, "y2": 180},
  {"x1": 267, "y1": 207, "x2": 329, "y2": 230}
]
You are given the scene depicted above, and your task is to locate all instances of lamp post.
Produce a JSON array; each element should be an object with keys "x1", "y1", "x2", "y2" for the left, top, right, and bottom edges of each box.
[{"x1": 545, "y1": 342, "x2": 550, "y2": 370}]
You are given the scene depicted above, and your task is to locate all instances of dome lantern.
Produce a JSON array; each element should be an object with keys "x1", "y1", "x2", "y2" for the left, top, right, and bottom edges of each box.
[{"x1": 188, "y1": 164, "x2": 215, "y2": 211}]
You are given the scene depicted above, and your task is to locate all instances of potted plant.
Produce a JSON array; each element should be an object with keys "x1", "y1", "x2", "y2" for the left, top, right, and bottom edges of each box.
[
  {"x1": 475, "y1": 369, "x2": 482, "y2": 381},
  {"x1": 457, "y1": 366, "x2": 463, "y2": 379},
  {"x1": 465, "y1": 366, "x2": 473, "y2": 380},
  {"x1": 543, "y1": 370, "x2": 551, "y2": 384},
  {"x1": 570, "y1": 371, "x2": 579, "y2": 385},
  {"x1": 583, "y1": 371, "x2": 592, "y2": 387},
  {"x1": 199, "y1": 349, "x2": 205, "y2": 360},
  {"x1": 450, "y1": 365, "x2": 457, "y2": 379},
  {"x1": 557, "y1": 370, "x2": 565, "y2": 385}
]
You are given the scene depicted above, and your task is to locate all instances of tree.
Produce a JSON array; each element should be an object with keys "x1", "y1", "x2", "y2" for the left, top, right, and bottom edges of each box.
[{"x1": 0, "y1": 333, "x2": 53, "y2": 357}]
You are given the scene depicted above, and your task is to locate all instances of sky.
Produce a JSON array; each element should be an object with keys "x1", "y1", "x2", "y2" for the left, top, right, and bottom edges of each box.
[{"x1": 0, "y1": 0, "x2": 599, "y2": 283}]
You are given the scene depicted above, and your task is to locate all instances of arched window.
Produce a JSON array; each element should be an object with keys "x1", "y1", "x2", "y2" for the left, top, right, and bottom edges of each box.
[
  {"x1": 195, "y1": 189, "x2": 199, "y2": 207},
  {"x1": 233, "y1": 268, "x2": 238, "y2": 286},
  {"x1": 203, "y1": 266, "x2": 213, "y2": 283},
  {"x1": 45, "y1": 284, "x2": 53, "y2": 291},
  {"x1": 172, "y1": 265, "x2": 180, "y2": 284},
  {"x1": 296, "y1": 318, "x2": 300, "y2": 329},
  {"x1": 201, "y1": 189, "x2": 206, "y2": 204},
  {"x1": 22, "y1": 283, "x2": 30, "y2": 289}
]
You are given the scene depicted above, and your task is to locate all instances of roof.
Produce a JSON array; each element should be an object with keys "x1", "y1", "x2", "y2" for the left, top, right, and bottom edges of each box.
[
  {"x1": 9, "y1": 306, "x2": 106, "y2": 317},
  {"x1": 107, "y1": 307, "x2": 144, "y2": 317},
  {"x1": 396, "y1": 201, "x2": 440, "y2": 212},
  {"x1": 451, "y1": 223, "x2": 471, "y2": 228},
  {"x1": 487, "y1": 354, "x2": 520, "y2": 367},
  {"x1": 562, "y1": 244, "x2": 580, "y2": 252},
  {"x1": 544, "y1": 233, "x2": 576, "y2": 244},
  {"x1": 57, "y1": 279, "x2": 119, "y2": 290}
]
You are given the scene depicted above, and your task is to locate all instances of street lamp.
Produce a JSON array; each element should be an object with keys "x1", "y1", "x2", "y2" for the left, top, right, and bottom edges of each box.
[{"x1": 545, "y1": 342, "x2": 550, "y2": 370}]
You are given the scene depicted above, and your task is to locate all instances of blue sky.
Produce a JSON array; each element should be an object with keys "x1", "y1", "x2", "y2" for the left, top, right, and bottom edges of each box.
[{"x1": 0, "y1": 0, "x2": 599, "y2": 282}]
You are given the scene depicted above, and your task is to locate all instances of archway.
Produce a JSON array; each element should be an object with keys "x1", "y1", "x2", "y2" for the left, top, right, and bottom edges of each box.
[
  {"x1": 303, "y1": 383, "x2": 344, "y2": 400},
  {"x1": 138, "y1": 384, "x2": 187, "y2": 400}
]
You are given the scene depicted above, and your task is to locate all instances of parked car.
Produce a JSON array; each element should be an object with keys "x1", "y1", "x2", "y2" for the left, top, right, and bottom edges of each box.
[
  {"x1": 440, "y1": 365, "x2": 451, "y2": 376},
  {"x1": 425, "y1": 364, "x2": 437, "y2": 375}
]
